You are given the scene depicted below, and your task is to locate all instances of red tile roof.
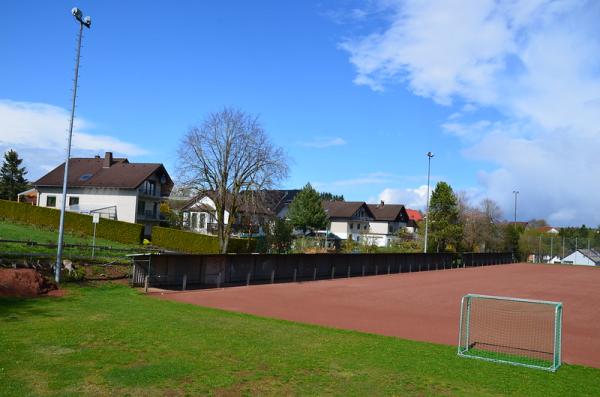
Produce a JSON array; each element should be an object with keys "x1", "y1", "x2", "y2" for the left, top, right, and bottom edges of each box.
[{"x1": 406, "y1": 209, "x2": 423, "y2": 222}]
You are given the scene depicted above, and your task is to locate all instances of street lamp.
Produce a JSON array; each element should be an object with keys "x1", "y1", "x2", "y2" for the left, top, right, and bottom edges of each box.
[
  {"x1": 55, "y1": 8, "x2": 92, "y2": 284},
  {"x1": 512, "y1": 190, "x2": 519, "y2": 223},
  {"x1": 424, "y1": 151, "x2": 434, "y2": 253}
]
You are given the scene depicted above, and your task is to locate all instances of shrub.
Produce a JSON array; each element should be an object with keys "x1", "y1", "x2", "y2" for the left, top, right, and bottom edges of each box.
[
  {"x1": 0, "y1": 200, "x2": 143, "y2": 244},
  {"x1": 152, "y1": 226, "x2": 256, "y2": 254}
]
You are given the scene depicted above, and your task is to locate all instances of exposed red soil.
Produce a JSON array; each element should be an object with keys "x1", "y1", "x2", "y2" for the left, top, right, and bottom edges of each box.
[
  {"x1": 0, "y1": 268, "x2": 57, "y2": 297},
  {"x1": 154, "y1": 263, "x2": 600, "y2": 368}
]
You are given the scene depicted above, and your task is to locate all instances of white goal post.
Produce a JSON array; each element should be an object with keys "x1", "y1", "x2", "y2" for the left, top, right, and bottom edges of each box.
[{"x1": 458, "y1": 294, "x2": 562, "y2": 371}]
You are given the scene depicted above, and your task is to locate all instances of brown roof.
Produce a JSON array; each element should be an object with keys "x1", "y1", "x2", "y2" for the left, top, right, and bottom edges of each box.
[
  {"x1": 34, "y1": 154, "x2": 173, "y2": 193},
  {"x1": 182, "y1": 190, "x2": 299, "y2": 216},
  {"x1": 367, "y1": 203, "x2": 408, "y2": 222},
  {"x1": 322, "y1": 201, "x2": 374, "y2": 219}
]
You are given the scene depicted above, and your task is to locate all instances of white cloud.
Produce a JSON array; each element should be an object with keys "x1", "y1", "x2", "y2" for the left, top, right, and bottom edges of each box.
[
  {"x1": 378, "y1": 185, "x2": 429, "y2": 209},
  {"x1": 0, "y1": 99, "x2": 147, "y2": 178},
  {"x1": 299, "y1": 136, "x2": 347, "y2": 148},
  {"x1": 342, "y1": 0, "x2": 600, "y2": 225}
]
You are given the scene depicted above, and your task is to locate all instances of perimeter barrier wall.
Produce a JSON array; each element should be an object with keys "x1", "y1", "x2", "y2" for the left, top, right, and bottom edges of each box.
[{"x1": 131, "y1": 252, "x2": 515, "y2": 290}]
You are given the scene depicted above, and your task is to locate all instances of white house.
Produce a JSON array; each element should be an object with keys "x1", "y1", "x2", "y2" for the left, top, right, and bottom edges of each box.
[
  {"x1": 181, "y1": 189, "x2": 300, "y2": 237},
  {"x1": 33, "y1": 152, "x2": 173, "y2": 236},
  {"x1": 323, "y1": 201, "x2": 409, "y2": 247},
  {"x1": 561, "y1": 249, "x2": 600, "y2": 266}
]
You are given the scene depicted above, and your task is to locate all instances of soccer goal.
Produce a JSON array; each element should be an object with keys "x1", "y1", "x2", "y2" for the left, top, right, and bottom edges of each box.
[{"x1": 458, "y1": 294, "x2": 562, "y2": 371}]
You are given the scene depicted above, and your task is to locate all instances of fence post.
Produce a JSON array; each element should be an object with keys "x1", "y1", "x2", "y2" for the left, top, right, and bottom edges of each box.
[
  {"x1": 375, "y1": 265, "x2": 378, "y2": 276},
  {"x1": 271, "y1": 268, "x2": 275, "y2": 284},
  {"x1": 293, "y1": 268, "x2": 297, "y2": 282},
  {"x1": 182, "y1": 274, "x2": 187, "y2": 291},
  {"x1": 313, "y1": 266, "x2": 317, "y2": 281},
  {"x1": 331, "y1": 266, "x2": 335, "y2": 279},
  {"x1": 246, "y1": 271, "x2": 251, "y2": 286},
  {"x1": 144, "y1": 275, "x2": 149, "y2": 293},
  {"x1": 217, "y1": 272, "x2": 222, "y2": 289},
  {"x1": 362, "y1": 264, "x2": 365, "y2": 277},
  {"x1": 347, "y1": 264, "x2": 351, "y2": 278},
  {"x1": 387, "y1": 264, "x2": 390, "y2": 274}
]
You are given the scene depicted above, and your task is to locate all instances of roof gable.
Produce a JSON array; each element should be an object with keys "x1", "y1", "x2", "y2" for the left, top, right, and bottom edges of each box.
[
  {"x1": 367, "y1": 203, "x2": 408, "y2": 222},
  {"x1": 323, "y1": 201, "x2": 374, "y2": 220}
]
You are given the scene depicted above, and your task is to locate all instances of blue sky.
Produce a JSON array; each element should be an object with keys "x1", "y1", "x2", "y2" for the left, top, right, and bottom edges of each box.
[{"x1": 2, "y1": 1, "x2": 600, "y2": 225}]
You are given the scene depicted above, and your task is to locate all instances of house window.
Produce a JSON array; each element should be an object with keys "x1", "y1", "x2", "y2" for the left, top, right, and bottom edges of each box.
[
  {"x1": 69, "y1": 196, "x2": 79, "y2": 206},
  {"x1": 200, "y1": 213, "x2": 206, "y2": 228},
  {"x1": 46, "y1": 196, "x2": 56, "y2": 207},
  {"x1": 191, "y1": 213, "x2": 198, "y2": 230},
  {"x1": 350, "y1": 223, "x2": 354, "y2": 229},
  {"x1": 137, "y1": 201, "x2": 146, "y2": 215}
]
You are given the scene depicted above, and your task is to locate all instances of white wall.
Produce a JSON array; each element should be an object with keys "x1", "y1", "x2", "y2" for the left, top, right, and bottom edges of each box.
[
  {"x1": 562, "y1": 251, "x2": 597, "y2": 266},
  {"x1": 37, "y1": 187, "x2": 138, "y2": 223},
  {"x1": 330, "y1": 221, "x2": 348, "y2": 240}
]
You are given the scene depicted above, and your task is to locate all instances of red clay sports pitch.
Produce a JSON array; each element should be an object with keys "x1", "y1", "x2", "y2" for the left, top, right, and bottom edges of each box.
[{"x1": 152, "y1": 263, "x2": 600, "y2": 368}]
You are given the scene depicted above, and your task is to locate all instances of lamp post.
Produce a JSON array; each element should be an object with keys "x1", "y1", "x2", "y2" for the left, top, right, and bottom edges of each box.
[
  {"x1": 424, "y1": 152, "x2": 434, "y2": 253},
  {"x1": 55, "y1": 8, "x2": 92, "y2": 284},
  {"x1": 512, "y1": 190, "x2": 519, "y2": 223}
]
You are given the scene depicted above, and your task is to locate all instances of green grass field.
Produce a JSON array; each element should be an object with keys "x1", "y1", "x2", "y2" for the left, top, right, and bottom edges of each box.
[
  {"x1": 1, "y1": 284, "x2": 599, "y2": 396},
  {"x1": 0, "y1": 220, "x2": 142, "y2": 261}
]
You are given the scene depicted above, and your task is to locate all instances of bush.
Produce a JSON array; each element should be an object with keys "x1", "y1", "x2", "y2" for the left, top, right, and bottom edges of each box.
[
  {"x1": 152, "y1": 226, "x2": 256, "y2": 254},
  {"x1": 0, "y1": 200, "x2": 143, "y2": 244}
]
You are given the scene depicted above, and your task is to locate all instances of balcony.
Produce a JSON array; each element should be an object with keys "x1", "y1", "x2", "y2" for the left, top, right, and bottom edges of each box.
[
  {"x1": 138, "y1": 188, "x2": 161, "y2": 199},
  {"x1": 137, "y1": 209, "x2": 159, "y2": 220}
]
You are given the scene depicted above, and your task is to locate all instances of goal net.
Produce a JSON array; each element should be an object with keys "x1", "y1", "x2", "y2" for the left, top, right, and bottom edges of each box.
[{"x1": 458, "y1": 294, "x2": 562, "y2": 371}]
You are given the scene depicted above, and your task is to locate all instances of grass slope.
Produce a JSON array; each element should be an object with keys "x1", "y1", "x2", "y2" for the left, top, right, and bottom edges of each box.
[
  {"x1": 0, "y1": 220, "x2": 140, "y2": 260},
  {"x1": 1, "y1": 284, "x2": 599, "y2": 396}
]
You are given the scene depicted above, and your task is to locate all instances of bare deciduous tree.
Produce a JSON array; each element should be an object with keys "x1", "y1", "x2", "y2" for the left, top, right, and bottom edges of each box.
[{"x1": 177, "y1": 108, "x2": 288, "y2": 253}]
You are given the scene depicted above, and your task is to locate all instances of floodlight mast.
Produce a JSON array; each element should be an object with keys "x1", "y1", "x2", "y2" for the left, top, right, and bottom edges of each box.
[
  {"x1": 424, "y1": 151, "x2": 434, "y2": 253},
  {"x1": 55, "y1": 8, "x2": 91, "y2": 284}
]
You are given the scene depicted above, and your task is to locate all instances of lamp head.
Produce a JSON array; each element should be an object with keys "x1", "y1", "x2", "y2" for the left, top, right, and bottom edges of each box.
[
  {"x1": 71, "y1": 7, "x2": 91, "y2": 28},
  {"x1": 427, "y1": 151, "x2": 434, "y2": 158},
  {"x1": 71, "y1": 7, "x2": 82, "y2": 19}
]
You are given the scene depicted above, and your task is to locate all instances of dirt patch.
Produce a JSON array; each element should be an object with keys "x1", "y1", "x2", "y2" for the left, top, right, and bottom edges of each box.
[{"x1": 0, "y1": 268, "x2": 57, "y2": 297}]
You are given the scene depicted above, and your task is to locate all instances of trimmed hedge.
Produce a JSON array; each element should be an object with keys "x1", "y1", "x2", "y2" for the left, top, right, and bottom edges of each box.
[
  {"x1": 152, "y1": 226, "x2": 256, "y2": 254},
  {"x1": 0, "y1": 200, "x2": 143, "y2": 244}
]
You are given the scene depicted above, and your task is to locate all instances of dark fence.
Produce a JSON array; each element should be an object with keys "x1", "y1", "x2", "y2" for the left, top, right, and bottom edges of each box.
[{"x1": 131, "y1": 252, "x2": 515, "y2": 290}]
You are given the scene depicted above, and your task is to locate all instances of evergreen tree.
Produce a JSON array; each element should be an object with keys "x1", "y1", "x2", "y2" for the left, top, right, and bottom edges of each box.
[
  {"x1": 0, "y1": 150, "x2": 29, "y2": 201},
  {"x1": 503, "y1": 224, "x2": 522, "y2": 260},
  {"x1": 287, "y1": 183, "x2": 328, "y2": 232},
  {"x1": 428, "y1": 181, "x2": 463, "y2": 252},
  {"x1": 319, "y1": 192, "x2": 344, "y2": 201},
  {"x1": 267, "y1": 218, "x2": 294, "y2": 253}
]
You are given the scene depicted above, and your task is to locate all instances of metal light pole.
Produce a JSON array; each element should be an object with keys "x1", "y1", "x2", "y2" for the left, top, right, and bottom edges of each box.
[
  {"x1": 424, "y1": 152, "x2": 434, "y2": 253},
  {"x1": 55, "y1": 8, "x2": 91, "y2": 283},
  {"x1": 512, "y1": 190, "x2": 519, "y2": 223}
]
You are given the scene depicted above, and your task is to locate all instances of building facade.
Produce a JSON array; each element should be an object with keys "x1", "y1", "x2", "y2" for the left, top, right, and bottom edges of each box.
[{"x1": 33, "y1": 152, "x2": 173, "y2": 235}]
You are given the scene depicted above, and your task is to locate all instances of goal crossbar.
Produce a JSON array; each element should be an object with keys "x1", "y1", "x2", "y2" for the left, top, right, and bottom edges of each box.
[{"x1": 458, "y1": 293, "x2": 562, "y2": 372}]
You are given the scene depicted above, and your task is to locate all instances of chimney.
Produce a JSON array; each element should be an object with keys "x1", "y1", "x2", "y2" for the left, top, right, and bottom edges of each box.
[
  {"x1": 379, "y1": 200, "x2": 384, "y2": 207},
  {"x1": 94, "y1": 155, "x2": 100, "y2": 159},
  {"x1": 103, "y1": 152, "x2": 113, "y2": 168}
]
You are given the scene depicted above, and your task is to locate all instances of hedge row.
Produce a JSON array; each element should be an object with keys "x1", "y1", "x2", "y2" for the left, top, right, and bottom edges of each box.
[
  {"x1": 152, "y1": 226, "x2": 256, "y2": 254},
  {"x1": 0, "y1": 200, "x2": 144, "y2": 244}
]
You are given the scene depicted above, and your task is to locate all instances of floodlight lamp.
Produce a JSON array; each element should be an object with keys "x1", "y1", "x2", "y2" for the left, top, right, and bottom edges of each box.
[
  {"x1": 72, "y1": 7, "x2": 82, "y2": 19},
  {"x1": 427, "y1": 151, "x2": 434, "y2": 158},
  {"x1": 83, "y1": 16, "x2": 92, "y2": 27}
]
